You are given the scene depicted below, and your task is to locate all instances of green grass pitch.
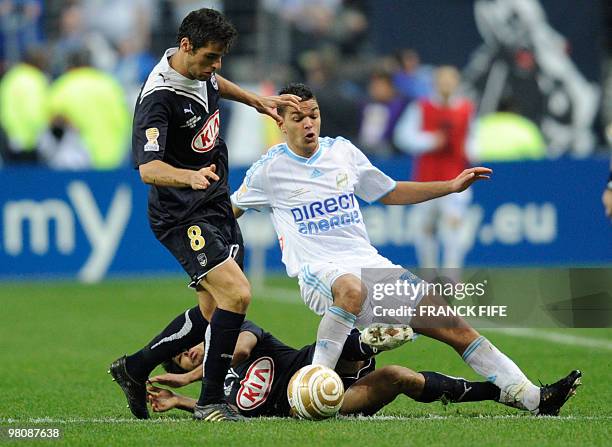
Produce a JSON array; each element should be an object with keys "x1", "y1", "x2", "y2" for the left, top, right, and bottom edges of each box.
[{"x1": 0, "y1": 276, "x2": 610, "y2": 446}]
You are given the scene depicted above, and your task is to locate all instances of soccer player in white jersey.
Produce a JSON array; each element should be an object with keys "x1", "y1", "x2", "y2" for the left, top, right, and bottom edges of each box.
[{"x1": 231, "y1": 83, "x2": 580, "y2": 416}]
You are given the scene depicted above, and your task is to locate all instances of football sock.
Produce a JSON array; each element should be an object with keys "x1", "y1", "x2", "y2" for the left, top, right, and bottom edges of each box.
[
  {"x1": 126, "y1": 306, "x2": 208, "y2": 380},
  {"x1": 416, "y1": 371, "x2": 500, "y2": 403},
  {"x1": 312, "y1": 306, "x2": 357, "y2": 368},
  {"x1": 197, "y1": 308, "x2": 245, "y2": 406},
  {"x1": 340, "y1": 328, "x2": 377, "y2": 361},
  {"x1": 462, "y1": 336, "x2": 540, "y2": 411}
]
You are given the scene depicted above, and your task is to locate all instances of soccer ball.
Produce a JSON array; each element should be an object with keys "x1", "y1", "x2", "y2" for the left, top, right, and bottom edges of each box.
[{"x1": 287, "y1": 364, "x2": 345, "y2": 420}]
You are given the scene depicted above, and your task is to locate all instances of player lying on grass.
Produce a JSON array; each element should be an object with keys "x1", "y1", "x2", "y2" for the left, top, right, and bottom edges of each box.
[
  {"x1": 110, "y1": 305, "x2": 413, "y2": 418},
  {"x1": 230, "y1": 82, "x2": 581, "y2": 415},
  {"x1": 145, "y1": 318, "x2": 508, "y2": 418}
]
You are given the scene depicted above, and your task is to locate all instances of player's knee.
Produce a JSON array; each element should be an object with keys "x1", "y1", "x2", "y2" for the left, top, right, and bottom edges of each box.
[
  {"x1": 220, "y1": 280, "x2": 251, "y2": 312},
  {"x1": 232, "y1": 283, "x2": 251, "y2": 311},
  {"x1": 336, "y1": 286, "x2": 363, "y2": 316}
]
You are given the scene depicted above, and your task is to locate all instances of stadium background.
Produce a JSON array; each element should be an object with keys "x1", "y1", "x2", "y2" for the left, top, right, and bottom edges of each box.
[
  {"x1": 1, "y1": 0, "x2": 611, "y2": 282},
  {"x1": 1, "y1": 1, "x2": 611, "y2": 446}
]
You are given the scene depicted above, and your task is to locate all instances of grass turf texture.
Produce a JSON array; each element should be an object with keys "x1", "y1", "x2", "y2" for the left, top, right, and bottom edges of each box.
[{"x1": 0, "y1": 276, "x2": 610, "y2": 446}]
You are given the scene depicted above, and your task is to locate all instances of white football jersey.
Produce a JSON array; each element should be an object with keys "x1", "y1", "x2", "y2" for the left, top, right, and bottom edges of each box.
[{"x1": 231, "y1": 137, "x2": 397, "y2": 277}]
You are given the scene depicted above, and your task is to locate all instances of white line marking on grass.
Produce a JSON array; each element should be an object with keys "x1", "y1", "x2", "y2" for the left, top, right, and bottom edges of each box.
[
  {"x1": 343, "y1": 415, "x2": 612, "y2": 421},
  {"x1": 2, "y1": 415, "x2": 611, "y2": 424},
  {"x1": 1, "y1": 417, "x2": 189, "y2": 424},
  {"x1": 486, "y1": 328, "x2": 612, "y2": 351}
]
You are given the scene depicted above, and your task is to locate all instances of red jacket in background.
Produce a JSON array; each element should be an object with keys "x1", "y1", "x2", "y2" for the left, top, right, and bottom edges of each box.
[{"x1": 414, "y1": 98, "x2": 473, "y2": 182}]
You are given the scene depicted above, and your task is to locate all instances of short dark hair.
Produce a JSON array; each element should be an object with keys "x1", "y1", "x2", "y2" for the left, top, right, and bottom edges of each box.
[
  {"x1": 277, "y1": 83, "x2": 316, "y2": 116},
  {"x1": 177, "y1": 8, "x2": 238, "y2": 52},
  {"x1": 161, "y1": 358, "x2": 189, "y2": 375}
]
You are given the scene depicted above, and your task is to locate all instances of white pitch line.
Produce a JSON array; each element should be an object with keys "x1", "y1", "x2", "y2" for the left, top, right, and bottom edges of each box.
[
  {"x1": 485, "y1": 328, "x2": 612, "y2": 351},
  {"x1": 1, "y1": 417, "x2": 186, "y2": 424},
  {"x1": 344, "y1": 415, "x2": 612, "y2": 421},
  {"x1": 2, "y1": 415, "x2": 611, "y2": 424}
]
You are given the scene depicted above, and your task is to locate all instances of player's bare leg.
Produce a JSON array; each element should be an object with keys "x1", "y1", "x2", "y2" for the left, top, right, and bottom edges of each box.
[
  {"x1": 193, "y1": 258, "x2": 250, "y2": 421},
  {"x1": 410, "y1": 293, "x2": 479, "y2": 354},
  {"x1": 196, "y1": 285, "x2": 216, "y2": 321},
  {"x1": 311, "y1": 274, "x2": 364, "y2": 368},
  {"x1": 340, "y1": 365, "x2": 500, "y2": 416},
  {"x1": 410, "y1": 293, "x2": 580, "y2": 414},
  {"x1": 340, "y1": 366, "x2": 423, "y2": 415}
]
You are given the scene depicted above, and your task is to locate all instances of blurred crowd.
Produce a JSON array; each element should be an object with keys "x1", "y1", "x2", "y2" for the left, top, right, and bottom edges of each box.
[{"x1": 0, "y1": 0, "x2": 606, "y2": 170}]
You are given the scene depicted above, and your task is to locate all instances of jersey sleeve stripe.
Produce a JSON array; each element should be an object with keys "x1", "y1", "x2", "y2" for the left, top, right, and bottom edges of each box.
[
  {"x1": 367, "y1": 180, "x2": 397, "y2": 204},
  {"x1": 244, "y1": 145, "x2": 285, "y2": 186}
]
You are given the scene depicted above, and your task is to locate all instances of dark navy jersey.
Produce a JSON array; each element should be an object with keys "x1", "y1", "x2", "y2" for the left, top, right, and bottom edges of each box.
[
  {"x1": 132, "y1": 48, "x2": 229, "y2": 231},
  {"x1": 225, "y1": 321, "x2": 314, "y2": 417},
  {"x1": 225, "y1": 322, "x2": 376, "y2": 417}
]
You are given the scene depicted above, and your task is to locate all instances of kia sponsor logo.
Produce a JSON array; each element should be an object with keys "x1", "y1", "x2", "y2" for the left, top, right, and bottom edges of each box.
[
  {"x1": 236, "y1": 356, "x2": 274, "y2": 411},
  {"x1": 191, "y1": 109, "x2": 220, "y2": 153}
]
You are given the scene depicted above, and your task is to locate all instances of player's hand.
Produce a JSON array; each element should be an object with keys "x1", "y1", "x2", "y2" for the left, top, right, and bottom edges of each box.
[
  {"x1": 190, "y1": 164, "x2": 219, "y2": 190},
  {"x1": 146, "y1": 384, "x2": 178, "y2": 412},
  {"x1": 255, "y1": 94, "x2": 302, "y2": 123},
  {"x1": 602, "y1": 189, "x2": 612, "y2": 222},
  {"x1": 450, "y1": 167, "x2": 492, "y2": 192},
  {"x1": 148, "y1": 372, "x2": 191, "y2": 388}
]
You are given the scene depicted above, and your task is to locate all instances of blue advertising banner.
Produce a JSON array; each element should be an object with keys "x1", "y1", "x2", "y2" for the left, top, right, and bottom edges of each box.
[{"x1": 0, "y1": 157, "x2": 611, "y2": 282}]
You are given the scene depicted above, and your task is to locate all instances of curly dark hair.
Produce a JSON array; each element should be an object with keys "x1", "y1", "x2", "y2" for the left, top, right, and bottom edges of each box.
[
  {"x1": 177, "y1": 8, "x2": 238, "y2": 52},
  {"x1": 277, "y1": 83, "x2": 316, "y2": 116}
]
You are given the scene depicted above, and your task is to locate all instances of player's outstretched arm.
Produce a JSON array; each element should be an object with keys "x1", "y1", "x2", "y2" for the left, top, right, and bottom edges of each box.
[
  {"x1": 232, "y1": 331, "x2": 258, "y2": 366},
  {"x1": 139, "y1": 160, "x2": 219, "y2": 190},
  {"x1": 380, "y1": 167, "x2": 492, "y2": 205},
  {"x1": 148, "y1": 365, "x2": 203, "y2": 388},
  {"x1": 147, "y1": 384, "x2": 196, "y2": 413},
  {"x1": 147, "y1": 330, "x2": 257, "y2": 389},
  {"x1": 216, "y1": 74, "x2": 301, "y2": 123}
]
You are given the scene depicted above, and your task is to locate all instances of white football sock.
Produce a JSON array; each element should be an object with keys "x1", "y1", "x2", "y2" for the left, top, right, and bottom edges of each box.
[
  {"x1": 311, "y1": 306, "x2": 356, "y2": 368},
  {"x1": 462, "y1": 336, "x2": 540, "y2": 411}
]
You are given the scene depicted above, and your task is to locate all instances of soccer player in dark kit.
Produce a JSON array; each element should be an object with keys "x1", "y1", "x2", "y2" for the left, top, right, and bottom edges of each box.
[
  {"x1": 108, "y1": 8, "x2": 300, "y2": 422},
  {"x1": 144, "y1": 316, "x2": 504, "y2": 418}
]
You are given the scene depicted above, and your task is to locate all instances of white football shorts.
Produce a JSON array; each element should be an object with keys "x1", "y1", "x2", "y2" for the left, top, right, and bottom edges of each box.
[{"x1": 297, "y1": 254, "x2": 426, "y2": 327}]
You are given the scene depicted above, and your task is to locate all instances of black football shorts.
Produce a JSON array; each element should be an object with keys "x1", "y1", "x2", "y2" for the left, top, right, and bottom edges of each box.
[{"x1": 155, "y1": 215, "x2": 244, "y2": 288}]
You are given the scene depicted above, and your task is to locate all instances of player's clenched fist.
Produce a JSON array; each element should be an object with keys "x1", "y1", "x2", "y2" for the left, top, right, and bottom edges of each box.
[{"x1": 190, "y1": 164, "x2": 220, "y2": 190}]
